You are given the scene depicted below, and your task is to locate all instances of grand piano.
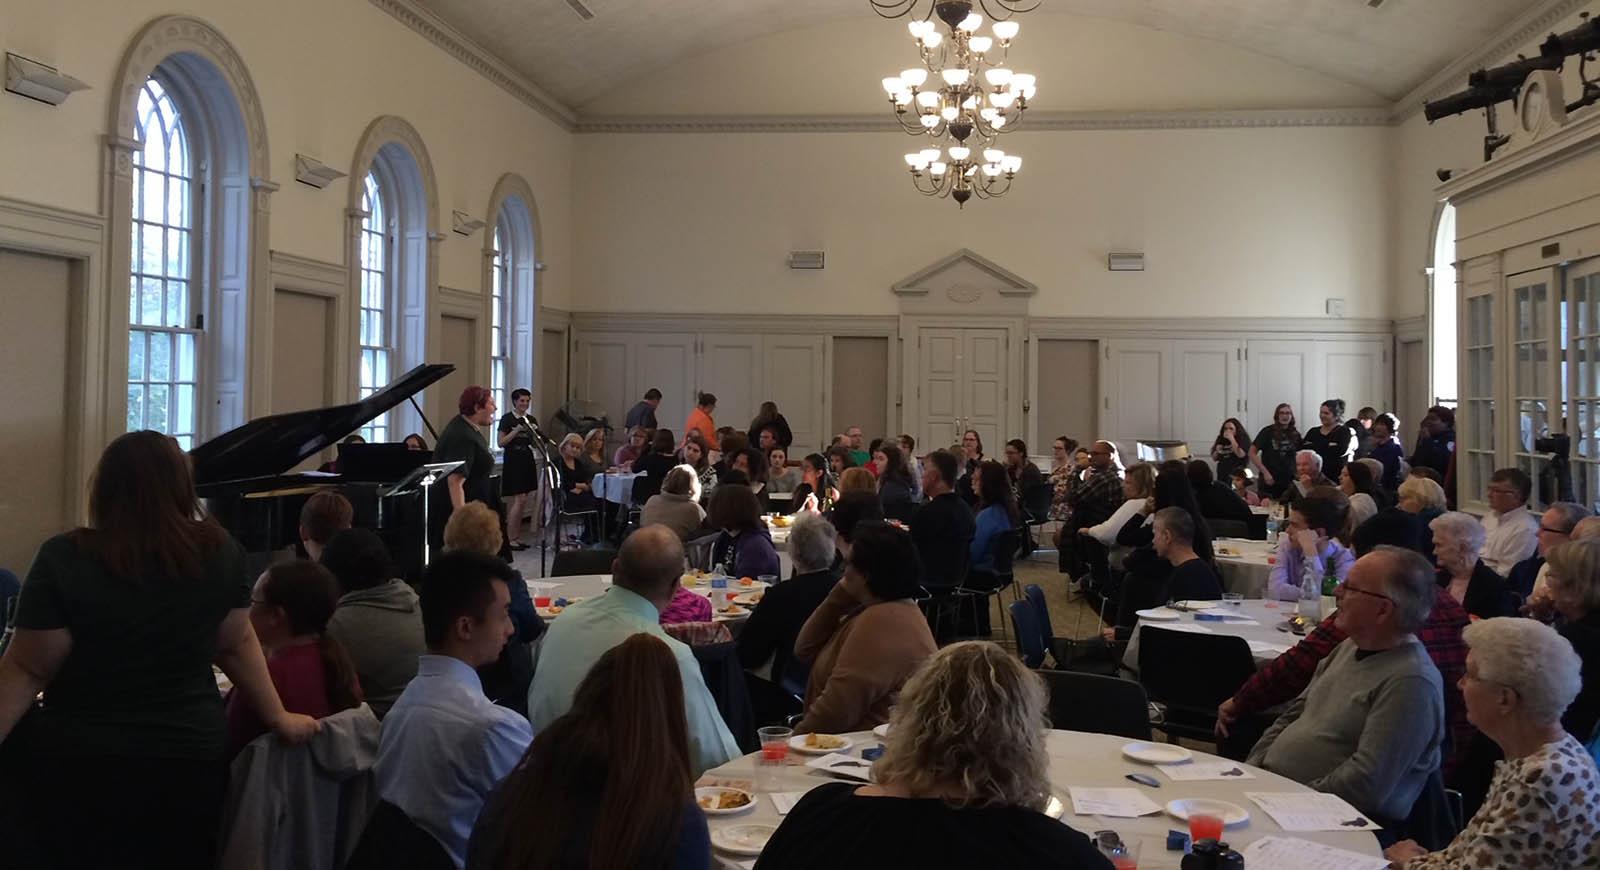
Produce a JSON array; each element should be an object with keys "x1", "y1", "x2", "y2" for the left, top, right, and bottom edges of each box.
[{"x1": 190, "y1": 363, "x2": 455, "y2": 581}]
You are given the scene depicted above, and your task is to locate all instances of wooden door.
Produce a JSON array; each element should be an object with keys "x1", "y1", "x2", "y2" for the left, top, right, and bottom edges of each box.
[
  {"x1": 697, "y1": 334, "x2": 762, "y2": 436},
  {"x1": 763, "y1": 335, "x2": 826, "y2": 453},
  {"x1": 633, "y1": 333, "x2": 694, "y2": 435},
  {"x1": 1102, "y1": 339, "x2": 1171, "y2": 455},
  {"x1": 963, "y1": 328, "x2": 1008, "y2": 456},
  {"x1": 1172, "y1": 339, "x2": 1242, "y2": 454},
  {"x1": 1246, "y1": 339, "x2": 1312, "y2": 435},
  {"x1": 919, "y1": 327, "x2": 964, "y2": 450}
]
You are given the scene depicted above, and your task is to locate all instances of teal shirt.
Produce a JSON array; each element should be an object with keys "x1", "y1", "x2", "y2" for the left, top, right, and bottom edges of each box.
[{"x1": 526, "y1": 586, "x2": 740, "y2": 775}]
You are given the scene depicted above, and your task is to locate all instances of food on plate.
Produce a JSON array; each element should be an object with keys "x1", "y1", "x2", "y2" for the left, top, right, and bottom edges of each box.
[
  {"x1": 739, "y1": 577, "x2": 756, "y2": 587},
  {"x1": 718, "y1": 603, "x2": 746, "y2": 615},
  {"x1": 804, "y1": 733, "x2": 846, "y2": 750},
  {"x1": 771, "y1": 515, "x2": 792, "y2": 528},
  {"x1": 698, "y1": 790, "x2": 752, "y2": 810}
]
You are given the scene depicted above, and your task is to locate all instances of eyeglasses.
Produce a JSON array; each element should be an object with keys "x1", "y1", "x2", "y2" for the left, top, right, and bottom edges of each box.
[
  {"x1": 1338, "y1": 583, "x2": 1392, "y2": 603},
  {"x1": 1539, "y1": 525, "x2": 1572, "y2": 535}
]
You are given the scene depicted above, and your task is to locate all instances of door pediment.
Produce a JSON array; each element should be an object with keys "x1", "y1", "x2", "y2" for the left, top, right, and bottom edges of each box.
[{"x1": 892, "y1": 249, "x2": 1036, "y2": 315}]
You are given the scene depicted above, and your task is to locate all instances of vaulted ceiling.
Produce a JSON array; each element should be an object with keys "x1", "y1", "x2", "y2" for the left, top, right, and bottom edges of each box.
[{"x1": 414, "y1": 0, "x2": 1549, "y2": 110}]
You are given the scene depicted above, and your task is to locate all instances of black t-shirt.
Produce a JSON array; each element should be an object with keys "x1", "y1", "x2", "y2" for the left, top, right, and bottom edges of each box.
[
  {"x1": 754, "y1": 782, "x2": 1112, "y2": 870},
  {"x1": 1302, "y1": 425, "x2": 1353, "y2": 481},
  {"x1": 434, "y1": 414, "x2": 495, "y2": 505},
  {"x1": 736, "y1": 569, "x2": 839, "y2": 686},
  {"x1": 1169, "y1": 557, "x2": 1223, "y2": 603},
  {"x1": 15, "y1": 532, "x2": 250, "y2": 759},
  {"x1": 911, "y1": 494, "x2": 977, "y2": 589}
]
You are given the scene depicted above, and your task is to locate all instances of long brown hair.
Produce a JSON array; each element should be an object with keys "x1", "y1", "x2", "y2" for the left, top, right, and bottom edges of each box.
[
  {"x1": 258, "y1": 560, "x2": 364, "y2": 712},
  {"x1": 75, "y1": 430, "x2": 227, "y2": 580},
  {"x1": 482, "y1": 634, "x2": 693, "y2": 868}
]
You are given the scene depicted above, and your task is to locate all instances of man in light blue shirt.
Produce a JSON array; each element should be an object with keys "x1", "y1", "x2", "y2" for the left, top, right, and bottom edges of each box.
[
  {"x1": 374, "y1": 550, "x2": 534, "y2": 868},
  {"x1": 528, "y1": 525, "x2": 740, "y2": 774}
]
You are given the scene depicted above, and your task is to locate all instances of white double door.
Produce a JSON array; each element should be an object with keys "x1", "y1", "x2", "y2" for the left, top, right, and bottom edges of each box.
[{"x1": 919, "y1": 327, "x2": 1009, "y2": 454}]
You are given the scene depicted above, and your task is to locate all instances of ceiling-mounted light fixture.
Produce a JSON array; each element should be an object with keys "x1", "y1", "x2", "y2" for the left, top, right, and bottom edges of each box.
[
  {"x1": 452, "y1": 210, "x2": 486, "y2": 236},
  {"x1": 4, "y1": 53, "x2": 88, "y2": 106}
]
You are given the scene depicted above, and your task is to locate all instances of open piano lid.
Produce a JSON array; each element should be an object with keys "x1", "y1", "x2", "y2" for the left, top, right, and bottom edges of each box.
[{"x1": 189, "y1": 363, "x2": 454, "y2": 487}]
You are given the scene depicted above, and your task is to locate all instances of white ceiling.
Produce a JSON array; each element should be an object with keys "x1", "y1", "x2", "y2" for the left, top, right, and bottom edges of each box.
[{"x1": 414, "y1": 0, "x2": 1547, "y2": 110}]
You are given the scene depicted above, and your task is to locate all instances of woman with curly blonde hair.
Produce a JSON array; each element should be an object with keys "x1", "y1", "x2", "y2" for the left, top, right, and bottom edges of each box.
[{"x1": 757, "y1": 642, "x2": 1110, "y2": 868}]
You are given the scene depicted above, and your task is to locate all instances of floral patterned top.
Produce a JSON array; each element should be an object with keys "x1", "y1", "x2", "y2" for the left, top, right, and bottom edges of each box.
[
  {"x1": 1047, "y1": 465, "x2": 1075, "y2": 522},
  {"x1": 1404, "y1": 734, "x2": 1600, "y2": 868}
]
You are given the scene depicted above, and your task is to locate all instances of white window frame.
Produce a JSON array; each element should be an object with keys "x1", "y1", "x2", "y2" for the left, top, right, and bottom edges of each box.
[{"x1": 358, "y1": 169, "x2": 395, "y2": 443}]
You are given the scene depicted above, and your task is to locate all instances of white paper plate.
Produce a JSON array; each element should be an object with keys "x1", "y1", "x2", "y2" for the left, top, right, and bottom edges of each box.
[
  {"x1": 535, "y1": 606, "x2": 566, "y2": 619},
  {"x1": 713, "y1": 604, "x2": 750, "y2": 621},
  {"x1": 732, "y1": 591, "x2": 764, "y2": 606},
  {"x1": 1122, "y1": 741, "x2": 1193, "y2": 764},
  {"x1": 694, "y1": 787, "x2": 756, "y2": 816},
  {"x1": 1135, "y1": 607, "x2": 1181, "y2": 622},
  {"x1": 711, "y1": 823, "x2": 777, "y2": 856},
  {"x1": 872, "y1": 722, "x2": 891, "y2": 739},
  {"x1": 790, "y1": 733, "x2": 853, "y2": 755},
  {"x1": 1165, "y1": 798, "x2": 1250, "y2": 826},
  {"x1": 1174, "y1": 600, "x2": 1219, "y2": 610}
]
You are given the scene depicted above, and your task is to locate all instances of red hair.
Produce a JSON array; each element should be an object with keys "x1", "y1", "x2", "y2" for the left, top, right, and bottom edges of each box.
[{"x1": 458, "y1": 385, "x2": 491, "y2": 416}]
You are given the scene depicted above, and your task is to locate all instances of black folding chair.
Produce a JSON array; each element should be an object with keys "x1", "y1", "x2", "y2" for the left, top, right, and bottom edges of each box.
[
  {"x1": 1038, "y1": 670, "x2": 1153, "y2": 740},
  {"x1": 957, "y1": 528, "x2": 1021, "y2": 643},
  {"x1": 1136, "y1": 627, "x2": 1256, "y2": 744},
  {"x1": 1020, "y1": 482, "x2": 1056, "y2": 552},
  {"x1": 550, "y1": 547, "x2": 617, "y2": 577}
]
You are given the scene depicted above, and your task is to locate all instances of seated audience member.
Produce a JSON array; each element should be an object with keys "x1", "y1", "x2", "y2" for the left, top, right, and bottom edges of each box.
[
  {"x1": 0, "y1": 431, "x2": 318, "y2": 868},
  {"x1": 733, "y1": 447, "x2": 768, "y2": 494},
  {"x1": 738, "y1": 512, "x2": 840, "y2": 689},
  {"x1": 1544, "y1": 539, "x2": 1600, "y2": 742},
  {"x1": 528, "y1": 527, "x2": 739, "y2": 774},
  {"x1": 226, "y1": 560, "x2": 364, "y2": 757},
  {"x1": 1385, "y1": 618, "x2": 1600, "y2": 868},
  {"x1": 750, "y1": 401, "x2": 793, "y2": 452},
  {"x1": 837, "y1": 466, "x2": 877, "y2": 497},
  {"x1": 830, "y1": 490, "x2": 886, "y2": 561},
  {"x1": 757, "y1": 642, "x2": 1111, "y2": 870},
  {"x1": 659, "y1": 582, "x2": 714, "y2": 627},
  {"x1": 844, "y1": 426, "x2": 871, "y2": 467},
  {"x1": 1079, "y1": 462, "x2": 1156, "y2": 567},
  {"x1": 875, "y1": 443, "x2": 917, "y2": 506},
  {"x1": 556, "y1": 433, "x2": 599, "y2": 539},
  {"x1": 827, "y1": 445, "x2": 857, "y2": 478},
  {"x1": 1431, "y1": 512, "x2": 1520, "y2": 620},
  {"x1": 1248, "y1": 548, "x2": 1447, "y2": 824},
  {"x1": 1267, "y1": 487, "x2": 1355, "y2": 602},
  {"x1": 1287, "y1": 449, "x2": 1336, "y2": 504},
  {"x1": 578, "y1": 428, "x2": 608, "y2": 477},
  {"x1": 864, "y1": 438, "x2": 885, "y2": 476},
  {"x1": 708, "y1": 484, "x2": 780, "y2": 580},
  {"x1": 403, "y1": 433, "x2": 430, "y2": 451},
  {"x1": 910, "y1": 451, "x2": 975, "y2": 590},
  {"x1": 955, "y1": 429, "x2": 985, "y2": 504},
  {"x1": 766, "y1": 446, "x2": 800, "y2": 494},
  {"x1": 1064, "y1": 440, "x2": 1125, "y2": 532},
  {"x1": 1002, "y1": 438, "x2": 1044, "y2": 500},
  {"x1": 1480, "y1": 467, "x2": 1539, "y2": 576},
  {"x1": 443, "y1": 503, "x2": 544, "y2": 715},
  {"x1": 1351, "y1": 507, "x2": 1422, "y2": 557},
  {"x1": 1045, "y1": 436, "x2": 1080, "y2": 521},
  {"x1": 1187, "y1": 460, "x2": 1251, "y2": 525},
  {"x1": 1354, "y1": 457, "x2": 1395, "y2": 509},
  {"x1": 374, "y1": 551, "x2": 534, "y2": 868},
  {"x1": 321, "y1": 528, "x2": 426, "y2": 719},
  {"x1": 299, "y1": 490, "x2": 354, "y2": 562},
  {"x1": 1340, "y1": 460, "x2": 1381, "y2": 529},
  {"x1": 1115, "y1": 465, "x2": 1215, "y2": 563},
  {"x1": 642, "y1": 466, "x2": 708, "y2": 542},
  {"x1": 1576, "y1": 515, "x2": 1600, "y2": 540},
  {"x1": 1106, "y1": 508, "x2": 1222, "y2": 641},
  {"x1": 795, "y1": 523, "x2": 938, "y2": 734},
  {"x1": 467, "y1": 634, "x2": 710, "y2": 870},
  {"x1": 898, "y1": 434, "x2": 925, "y2": 501},
  {"x1": 714, "y1": 432, "x2": 750, "y2": 483},
  {"x1": 632, "y1": 429, "x2": 679, "y2": 499},
  {"x1": 1368, "y1": 412, "x2": 1405, "y2": 490},
  {"x1": 969, "y1": 461, "x2": 1019, "y2": 574},
  {"x1": 1512, "y1": 501, "x2": 1588, "y2": 605},
  {"x1": 1395, "y1": 475, "x2": 1448, "y2": 563},
  {"x1": 679, "y1": 433, "x2": 718, "y2": 501},
  {"x1": 1228, "y1": 467, "x2": 1262, "y2": 507},
  {"x1": 611, "y1": 425, "x2": 649, "y2": 471},
  {"x1": 789, "y1": 452, "x2": 831, "y2": 514}
]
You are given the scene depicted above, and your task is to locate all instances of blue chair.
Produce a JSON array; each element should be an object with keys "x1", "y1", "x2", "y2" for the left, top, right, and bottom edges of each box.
[
  {"x1": 1023, "y1": 584, "x2": 1054, "y2": 663},
  {"x1": 1009, "y1": 600, "x2": 1045, "y2": 668}
]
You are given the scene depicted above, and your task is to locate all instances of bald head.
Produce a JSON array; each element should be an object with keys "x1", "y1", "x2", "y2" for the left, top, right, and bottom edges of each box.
[{"x1": 614, "y1": 524, "x2": 686, "y2": 608}]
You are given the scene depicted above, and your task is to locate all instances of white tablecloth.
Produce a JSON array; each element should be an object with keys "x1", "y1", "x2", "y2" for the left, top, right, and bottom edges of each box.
[
  {"x1": 526, "y1": 572, "x2": 783, "y2": 627},
  {"x1": 1212, "y1": 538, "x2": 1277, "y2": 599},
  {"x1": 702, "y1": 728, "x2": 1382, "y2": 869},
  {"x1": 1120, "y1": 599, "x2": 1302, "y2": 675},
  {"x1": 590, "y1": 472, "x2": 641, "y2": 506}
]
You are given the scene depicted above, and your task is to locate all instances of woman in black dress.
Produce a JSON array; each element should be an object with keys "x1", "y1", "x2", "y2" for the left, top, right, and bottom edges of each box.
[
  {"x1": 498, "y1": 389, "x2": 539, "y2": 551},
  {"x1": 556, "y1": 433, "x2": 598, "y2": 543},
  {"x1": 1301, "y1": 399, "x2": 1354, "y2": 483},
  {"x1": 1250, "y1": 403, "x2": 1301, "y2": 500},
  {"x1": 1210, "y1": 417, "x2": 1250, "y2": 484}
]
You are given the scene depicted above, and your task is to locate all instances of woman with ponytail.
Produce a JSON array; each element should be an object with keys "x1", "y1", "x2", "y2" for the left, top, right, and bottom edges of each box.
[
  {"x1": 467, "y1": 633, "x2": 709, "y2": 869},
  {"x1": 225, "y1": 559, "x2": 363, "y2": 757}
]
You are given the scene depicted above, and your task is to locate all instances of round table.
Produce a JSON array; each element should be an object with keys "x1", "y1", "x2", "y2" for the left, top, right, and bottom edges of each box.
[
  {"x1": 590, "y1": 471, "x2": 641, "y2": 506},
  {"x1": 1212, "y1": 537, "x2": 1277, "y2": 599},
  {"x1": 1120, "y1": 599, "x2": 1302, "y2": 675},
  {"x1": 526, "y1": 573, "x2": 770, "y2": 627},
  {"x1": 701, "y1": 728, "x2": 1383, "y2": 869}
]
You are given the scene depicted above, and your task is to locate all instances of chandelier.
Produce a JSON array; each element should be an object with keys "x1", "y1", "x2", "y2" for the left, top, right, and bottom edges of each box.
[
  {"x1": 877, "y1": 1, "x2": 1036, "y2": 206},
  {"x1": 869, "y1": 0, "x2": 1040, "y2": 22}
]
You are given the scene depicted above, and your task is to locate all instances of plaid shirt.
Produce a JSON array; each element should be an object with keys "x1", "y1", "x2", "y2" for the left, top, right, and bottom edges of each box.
[
  {"x1": 1231, "y1": 587, "x2": 1471, "y2": 773},
  {"x1": 1065, "y1": 467, "x2": 1124, "y2": 528}
]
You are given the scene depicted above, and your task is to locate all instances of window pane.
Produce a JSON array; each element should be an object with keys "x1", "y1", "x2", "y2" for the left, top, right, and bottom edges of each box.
[
  {"x1": 176, "y1": 332, "x2": 196, "y2": 382},
  {"x1": 143, "y1": 171, "x2": 166, "y2": 227},
  {"x1": 166, "y1": 280, "x2": 188, "y2": 328},
  {"x1": 166, "y1": 227, "x2": 188, "y2": 281},
  {"x1": 176, "y1": 384, "x2": 195, "y2": 435},
  {"x1": 140, "y1": 225, "x2": 163, "y2": 276},
  {"x1": 147, "y1": 385, "x2": 170, "y2": 433},
  {"x1": 138, "y1": 277, "x2": 162, "y2": 326},
  {"x1": 166, "y1": 177, "x2": 188, "y2": 228},
  {"x1": 127, "y1": 384, "x2": 145, "y2": 431},
  {"x1": 149, "y1": 331, "x2": 172, "y2": 382},
  {"x1": 128, "y1": 330, "x2": 146, "y2": 381}
]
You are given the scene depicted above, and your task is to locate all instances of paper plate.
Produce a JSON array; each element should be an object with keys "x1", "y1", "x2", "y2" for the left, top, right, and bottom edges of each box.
[
  {"x1": 1174, "y1": 600, "x2": 1219, "y2": 611},
  {"x1": 710, "y1": 823, "x2": 777, "y2": 856},
  {"x1": 1121, "y1": 741, "x2": 1193, "y2": 764},
  {"x1": 1165, "y1": 798, "x2": 1250, "y2": 826},
  {"x1": 712, "y1": 603, "x2": 750, "y2": 621},
  {"x1": 1135, "y1": 607, "x2": 1181, "y2": 622},
  {"x1": 732, "y1": 591, "x2": 764, "y2": 606},
  {"x1": 872, "y1": 722, "x2": 891, "y2": 739},
  {"x1": 694, "y1": 787, "x2": 756, "y2": 816},
  {"x1": 535, "y1": 606, "x2": 565, "y2": 619},
  {"x1": 790, "y1": 733, "x2": 853, "y2": 755}
]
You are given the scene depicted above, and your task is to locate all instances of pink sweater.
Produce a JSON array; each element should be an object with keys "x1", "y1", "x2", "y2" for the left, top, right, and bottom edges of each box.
[{"x1": 659, "y1": 585, "x2": 713, "y2": 625}]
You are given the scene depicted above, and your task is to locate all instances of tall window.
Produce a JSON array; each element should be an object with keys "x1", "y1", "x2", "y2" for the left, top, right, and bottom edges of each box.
[
  {"x1": 490, "y1": 222, "x2": 509, "y2": 406},
  {"x1": 128, "y1": 77, "x2": 200, "y2": 448},
  {"x1": 1572, "y1": 265, "x2": 1600, "y2": 512},
  {"x1": 1431, "y1": 204, "x2": 1458, "y2": 406},
  {"x1": 358, "y1": 171, "x2": 392, "y2": 442}
]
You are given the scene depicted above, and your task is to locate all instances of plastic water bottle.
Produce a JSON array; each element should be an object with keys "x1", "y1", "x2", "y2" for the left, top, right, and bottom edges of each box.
[
  {"x1": 710, "y1": 576, "x2": 730, "y2": 611},
  {"x1": 1265, "y1": 516, "x2": 1280, "y2": 546},
  {"x1": 1298, "y1": 561, "x2": 1321, "y2": 619}
]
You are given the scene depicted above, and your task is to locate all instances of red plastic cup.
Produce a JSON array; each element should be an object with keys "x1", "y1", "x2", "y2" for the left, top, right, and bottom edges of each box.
[
  {"x1": 1189, "y1": 813, "x2": 1225, "y2": 843},
  {"x1": 534, "y1": 596, "x2": 552, "y2": 608}
]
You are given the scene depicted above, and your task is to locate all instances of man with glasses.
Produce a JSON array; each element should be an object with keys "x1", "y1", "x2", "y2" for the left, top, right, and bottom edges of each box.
[
  {"x1": 1511, "y1": 501, "x2": 1589, "y2": 605},
  {"x1": 1480, "y1": 468, "x2": 1539, "y2": 577},
  {"x1": 1247, "y1": 547, "x2": 1447, "y2": 825},
  {"x1": 1061, "y1": 441, "x2": 1124, "y2": 593}
]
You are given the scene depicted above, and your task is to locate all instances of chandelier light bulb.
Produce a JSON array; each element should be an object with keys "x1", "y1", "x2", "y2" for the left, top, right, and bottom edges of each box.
[
  {"x1": 900, "y1": 68, "x2": 928, "y2": 88},
  {"x1": 920, "y1": 148, "x2": 941, "y2": 162},
  {"x1": 964, "y1": 165, "x2": 978, "y2": 177},
  {"x1": 979, "y1": 107, "x2": 998, "y2": 121},
  {"x1": 905, "y1": 153, "x2": 923, "y2": 167},
  {"x1": 991, "y1": 115, "x2": 1007, "y2": 128},
  {"x1": 908, "y1": 20, "x2": 933, "y2": 39},
  {"x1": 961, "y1": 94, "x2": 978, "y2": 109},
  {"x1": 941, "y1": 68, "x2": 970, "y2": 86},
  {"x1": 1003, "y1": 155, "x2": 1022, "y2": 172},
  {"x1": 915, "y1": 90, "x2": 940, "y2": 108},
  {"x1": 882, "y1": 76, "x2": 904, "y2": 95},
  {"x1": 983, "y1": 164, "x2": 1002, "y2": 177},
  {"x1": 983, "y1": 149, "x2": 1004, "y2": 163},
  {"x1": 985, "y1": 67, "x2": 1013, "y2": 87},
  {"x1": 990, "y1": 90, "x2": 1016, "y2": 108},
  {"x1": 992, "y1": 20, "x2": 1020, "y2": 41},
  {"x1": 895, "y1": 90, "x2": 913, "y2": 106},
  {"x1": 939, "y1": 105, "x2": 959, "y2": 121},
  {"x1": 959, "y1": 12, "x2": 982, "y2": 31},
  {"x1": 948, "y1": 146, "x2": 971, "y2": 160},
  {"x1": 923, "y1": 31, "x2": 943, "y2": 48},
  {"x1": 1011, "y1": 73, "x2": 1036, "y2": 98},
  {"x1": 969, "y1": 36, "x2": 993, "y2": 54},
  {"x1": 919, "y1": 114, "x2": 940, "y2": 128},
  {"x1": 930, "y1": 162, "x2": 948, "y2": 176}
]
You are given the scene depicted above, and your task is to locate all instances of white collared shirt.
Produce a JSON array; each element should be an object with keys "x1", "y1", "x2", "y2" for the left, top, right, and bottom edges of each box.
[{"x1": 1480, "y1": 505, "x2": 1539, "y2": 577}]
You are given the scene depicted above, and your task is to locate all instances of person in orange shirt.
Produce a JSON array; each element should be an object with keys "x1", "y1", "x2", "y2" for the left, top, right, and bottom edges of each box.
[{"x1": 685, "y1": 392, "x2": 719, "y2": 450}]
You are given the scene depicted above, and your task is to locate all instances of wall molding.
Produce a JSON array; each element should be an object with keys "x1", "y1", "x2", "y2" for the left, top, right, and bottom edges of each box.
[
  {"x1": 1027, "y1": 315, "x2": 1397, "y2": 338},
  {"x1": 1394, "y1": 315, "x2": 1428, "y2": 342},
  {"x1": 367, "y1": 0, "x2": 576, "y2": 130},
  {"x1": 567, "y1": 311, "x2": 901, "y2": 337},
  {"x1": 575, "y1": 107, "x2": 1393, "y2": 135},
  {"x1": 1391, "y1": 0, "x2": 1590, "y2": 122},
  {"x1": 268, "y1": 251, "x2": 346, "y2": 297},
  {"x1": 439, "y1": 285, "x2": 483, "y2": 315}
]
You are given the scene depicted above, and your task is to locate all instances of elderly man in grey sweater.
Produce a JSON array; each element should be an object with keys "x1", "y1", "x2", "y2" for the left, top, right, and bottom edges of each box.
[{"x1": 1247, "y1": 546, "x2": 1445, "y2": 823}]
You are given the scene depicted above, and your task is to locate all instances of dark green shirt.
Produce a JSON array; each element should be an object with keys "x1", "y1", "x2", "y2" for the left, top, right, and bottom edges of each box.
[
  {"x1": 15, "y1": 533, "x2": 249, "y2": 759},
  {"x1": 434, "y1": 414, "x2": 495, "y2": 505}
]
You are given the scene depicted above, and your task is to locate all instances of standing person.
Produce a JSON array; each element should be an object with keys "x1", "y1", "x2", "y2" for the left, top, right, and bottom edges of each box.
[
  {"x1": 1479, "y1": 468, "x2": 1539, "y2": 577},
  {"x1": 1211, "y1": 418, "x2": 1251, "y2": 485},
  {"x1": 1368, "y1": 413, "x2": 1405, "y2": 491},
  {"x1": 684, "y1": 393, "x2": 718, "y2": 451},
  {"x1": 955, "y1": 429, "x2": 985, "y2": 504},
  {"x1": 0, "y1": 431, "x2": 319, "y2": 869},
  {"x1": 497, "y1": 388, "x2": 538, "y2": 552},
  {"x1": 625, "y1": 388, "x2": 662, "y2": 432},
  {"x1": 748, "y1": 401, "x2": 793, "y2": 450},
  {"x1": 1348, "y1": 406, "x2": 1377, "y2": 457},
  {"x1": 1302, "y1": 399, "x2": 1355, "y2": 485},
  {"x1": 466, "y1": 635, "x2": 710, "y2": 870},
  {"x1": 432, "y1": 385, "x2": 500, "y2": 557},
  {"x1": 1251, "y1": 403, "x2": 1301, "y2": 500},
  {"x1": 1409, "y1": 406, "x2": 1456, "y2": 481},
  {"x1": 845, "y1": 426, "x2": 870, "y2": 467}
]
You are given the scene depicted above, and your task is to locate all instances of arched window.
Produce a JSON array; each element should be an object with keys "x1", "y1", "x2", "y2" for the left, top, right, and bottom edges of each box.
[
  {"x1": 359, "y1": 171, "x2": 392, "y2": 442},
  {"x1": 490, "y1": 221, "x2": 509, "y2": 404},
  {"x1": 128, "y1": 76, "x2": 199, "y2": 447},
  {"x1": 1431, "y1": 204, "x2": 1458, "y2": 406},
  {"x1": 485, "y1": 179, "x2": 538, "y2": 411}
]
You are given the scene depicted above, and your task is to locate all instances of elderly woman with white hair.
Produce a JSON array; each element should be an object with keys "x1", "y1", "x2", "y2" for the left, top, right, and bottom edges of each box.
[
  {"x1": 1544, "y1": 538, "x2": 1600, "y2": 742},
  {"x1": 639, "y1": 465, "x2": 706, "y2": 542},
  {"x1": 555, "y1": 432, "x2": 599, "y2": 542},
  {"x1": 1385, "y1": 618, "x2": 1600, "y2": 867},
  {"x1": 737, "y1": 512, "x2": 840, "y2": 698},
  {"x1": 755, "y1": 642, "x2": 1112, "y2": 869},
  {"x1": 1430, "y1": 512, "x2": 1519, "y2": 620}
]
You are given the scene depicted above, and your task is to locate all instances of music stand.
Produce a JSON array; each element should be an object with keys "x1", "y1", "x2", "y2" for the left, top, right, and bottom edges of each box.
[{"x1": 382, "y1": 460, "x2": 463, "y2": 567}]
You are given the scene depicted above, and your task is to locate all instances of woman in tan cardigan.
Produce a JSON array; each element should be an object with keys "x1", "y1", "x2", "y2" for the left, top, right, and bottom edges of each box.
[{"x1": 794, "y1": 522, "x2": 937, "y2": 734}]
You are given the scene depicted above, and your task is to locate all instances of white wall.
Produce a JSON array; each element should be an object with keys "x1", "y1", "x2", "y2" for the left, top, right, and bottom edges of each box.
[
  {"x1": 574, "y1": 124, "x2": 1392, "y2": 318},
  {"x1": 0, "y1": 0, "x2": 574, "y2": 308}
]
